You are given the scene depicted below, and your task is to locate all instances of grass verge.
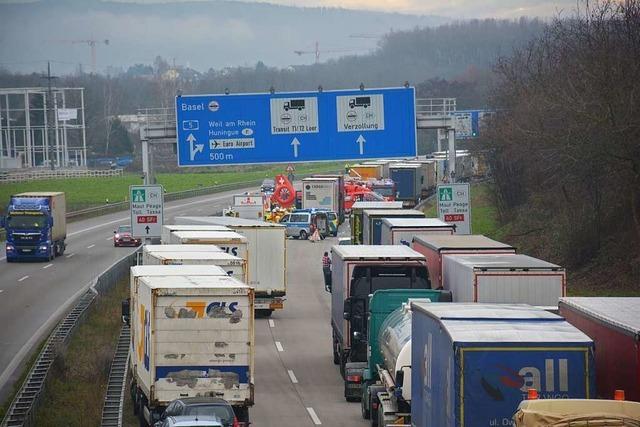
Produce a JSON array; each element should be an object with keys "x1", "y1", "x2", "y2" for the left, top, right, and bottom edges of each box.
[
  {"x1": 0, "y1": 162, "x2": 340, "y2": 213},
  {"x1": 33, "y1": 279, "x2": 128, "y2": 426}
]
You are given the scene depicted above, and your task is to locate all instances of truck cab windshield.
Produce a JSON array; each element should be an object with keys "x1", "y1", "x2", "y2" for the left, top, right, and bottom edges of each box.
[
  {"x1": 6, "y1": 215, "x2": 47, "y2": 230},
  {"x1": 348, "y1": 264, "x2": 430, "y2": 361}
]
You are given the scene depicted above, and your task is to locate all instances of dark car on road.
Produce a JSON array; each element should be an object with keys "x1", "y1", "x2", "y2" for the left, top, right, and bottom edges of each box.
[
  {"x1": 113, "y1": 225, "x2": 141, "y2": 247},
  {"x1": 260, "y1": 178, "x2": 275, "y2": 194},
  {"x1": 155, "y1": 398, "x2": 242, "y2": 427}
]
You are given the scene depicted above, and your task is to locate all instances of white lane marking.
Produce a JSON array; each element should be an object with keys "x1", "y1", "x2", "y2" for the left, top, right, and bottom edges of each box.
[
  {"x1": 18, "y1": 275, "x2": 29, "y2": 282},
  {"x1": 287, "y1": 369, "x2": 298, "y2": 384},
  {"x1": 106, "y1": 237, "x2": 113, "y2": 241},
  {"x1": 86, "y1": 244, "x2": 95, "y2": 249},
  {"x1": 43, "y1": 264, "x2": 53, "y2": 269},
  {"x1": 65, "y1": 253, "x2": 75, "y2": 258},
  {"x1": 275, "y1": 341, "x2": 284, "y2": 352},
  {"x1": 306, "y1": 407, "x2": 322, "y2": 425},
  {"x1": 268, "y1": 319, "x2": 275, "y2": 328},
  {"x1": 0, "y1": 290, "x2": 4, "y2": 294}
]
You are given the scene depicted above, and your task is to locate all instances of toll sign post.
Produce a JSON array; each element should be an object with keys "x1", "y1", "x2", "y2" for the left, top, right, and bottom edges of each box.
[
  {"x1": 437, "y1": 183, "x2": 471, "y2": 235},
  {"x1": 130, "y1": 185, "x2": 164, "y2": 240}
]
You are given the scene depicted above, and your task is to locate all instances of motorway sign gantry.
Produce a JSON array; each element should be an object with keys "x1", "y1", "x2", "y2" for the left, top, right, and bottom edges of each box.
[
  {"x1": 437, "y1": 183, "x2": 471, "y2": 234},
  {"x1": 452, "y1": 110, "x2": 496, "y2": 139},
  {"x1": 130, "y1": 185, "x2": 164, "y2": 238},
  {"x1": 175, "y1": 87, "x2": 417, "y2": 166}
]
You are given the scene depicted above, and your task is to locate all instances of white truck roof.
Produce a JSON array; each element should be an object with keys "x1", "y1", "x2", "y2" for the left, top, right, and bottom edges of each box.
[
  {"x1": 332, "y1": 244, "x2": 425, "y2": 261},
  {"x1": 163, "y1": 224, "x2": 230, "y2": 232},
  {"x1": 144, "y1": 244, "x2": 222, "y2": 252},
  {"x1": 382, "y1": 218, "x2": 451, "y2": 228},
  {"x1": 139, "y1": 274, "x2": 250, "y2": 290},
  {"x1": 413, "y1": 234, "x2": 515, "y2": 251},
  {"x1": 448, "y1": 254, "x2": 562, "y2": 270},
  {"x1": 171, "y1": 231, "x2": 248, "y2": 242},
  {"x1": 145, "y1": 251, "x2": 243, "y2": 262},
  {"x1": 178, "y1": 216, "x2": 284, "y2": 228},
  {"x1": 363, "y1": 209, "x2": 424, "y2": 216},
  {"x1": 131, "y1": 265, "x2": 228, "y2": 277},
  {"x1": 351, "y1": 201, "x2": 403, "y2": 210}
]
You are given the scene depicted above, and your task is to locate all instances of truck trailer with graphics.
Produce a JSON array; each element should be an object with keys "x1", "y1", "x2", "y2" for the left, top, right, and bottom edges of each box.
[
  {"x1": 2, "y1": 192, "x2": 66, "y2": 261},
  {"x1": 128, "y1": 271, "x2": 254, "y2": 426},
  {"x1": 176, "y1": 216, "x2": 287, "y2": 316},
  {"x1": 410, "y1": 302, "x2": 595, "y2": 427}
]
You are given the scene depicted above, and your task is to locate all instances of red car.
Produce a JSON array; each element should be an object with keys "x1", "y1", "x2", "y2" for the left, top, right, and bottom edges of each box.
[{"x1": 113, "y1": 225, "x2": 141, "y2": 247}]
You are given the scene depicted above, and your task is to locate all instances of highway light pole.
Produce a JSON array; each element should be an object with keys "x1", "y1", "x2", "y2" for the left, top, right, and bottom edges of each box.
[{"x1": 42, "y1": 62, "x2": 58, "y2": 171}]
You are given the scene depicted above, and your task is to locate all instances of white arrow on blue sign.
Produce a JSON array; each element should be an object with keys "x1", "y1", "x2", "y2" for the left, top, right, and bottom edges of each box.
[{"x1": 175, "y1": 87, "x2": 417, "y2": 166}]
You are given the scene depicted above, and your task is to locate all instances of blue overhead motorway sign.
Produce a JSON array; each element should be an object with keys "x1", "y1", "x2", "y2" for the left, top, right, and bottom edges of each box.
[{"x1": 175, "y1": 87, "x2": 417, "y2": 166}]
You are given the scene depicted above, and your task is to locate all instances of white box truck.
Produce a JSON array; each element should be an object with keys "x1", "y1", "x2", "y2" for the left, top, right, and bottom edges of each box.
[
  {"x1": 128, "y1": 273, "x2": 254, "y2": 425},
  {"x1": 379, "y1": 217, "x2": 454, "y2": 245},
  {"x1": 302, "y1": 177, "x2": 340, "y2": 212},
  {"x1": 142, "y1": 244, "x2": 247, "y2": 283},
  {"x1": 442, "y1": 254, "x2": 566, "y2": 306},
  {"x1": 161, "y1": 224, "x2": 230, "y2": 244},
  {"x1": 175, "y1": 216, "x2": 287, "y2": 315},
  {"x1": 168, "y1": 230, "x2": 249, "y2": 260},
  {"x1": 232, "y1": 194, "x2": 268, "y2": 220},
  {"x1": 412, "y1": 234, "x2": 516, "y2": 288}
]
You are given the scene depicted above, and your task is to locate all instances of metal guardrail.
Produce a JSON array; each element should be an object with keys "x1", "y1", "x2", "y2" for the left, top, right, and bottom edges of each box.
[
  {"x1": 1, "y1": 250, "x2": 139, "y2": 427},
  {"x1": 0, "y1": 168, "x2": 124, "y2": 184},
  {"x1": 100, "y1": 325, "x2": 130, "y2": 427},
  {"x1": 415, "y1": 98, "x2": 457, "y2": 116}
]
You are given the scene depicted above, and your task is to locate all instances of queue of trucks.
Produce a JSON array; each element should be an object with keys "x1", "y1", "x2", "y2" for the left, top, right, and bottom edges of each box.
[
  {"x1": 329, "y1": 199, "x2": 639, "y2": 426},
  {"x1": 125, "y1": 216, "x2": 290, "y2": 426}
]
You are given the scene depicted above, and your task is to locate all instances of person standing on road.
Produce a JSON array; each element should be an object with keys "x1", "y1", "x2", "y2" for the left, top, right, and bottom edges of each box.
[{"x1": 322, "y1": 251, "x2": 332, "y2": 291}]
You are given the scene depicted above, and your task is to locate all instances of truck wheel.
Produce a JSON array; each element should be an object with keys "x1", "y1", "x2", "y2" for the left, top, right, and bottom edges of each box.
[
  {"x1": 299, "y1": 230, "x2": 308, "y2": 240},
  {"x1": 234, "y1": 406, "x2": 249, "y2": 423}
]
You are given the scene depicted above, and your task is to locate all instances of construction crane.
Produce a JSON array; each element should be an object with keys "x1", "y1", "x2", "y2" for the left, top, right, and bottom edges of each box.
[
  {"x1": 294, "y1": 41, "x2": 363, "y2": 64},
  {"x1": 55, "y1": 39, "x2": 109, "y2": 73}
]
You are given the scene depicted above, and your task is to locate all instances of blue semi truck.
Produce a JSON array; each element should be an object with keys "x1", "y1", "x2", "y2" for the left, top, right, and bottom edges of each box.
[
  {"x1": 410, "y1": 302, "x2": 595, "y2": 427},
  {"x1": 2, "y1": 192, "x2": 67, "y2": 262}
]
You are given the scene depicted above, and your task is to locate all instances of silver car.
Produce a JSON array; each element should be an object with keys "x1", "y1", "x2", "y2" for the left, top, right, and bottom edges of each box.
[{"x1": 158, "y1": 415, "x2": 224, "y2": 427}]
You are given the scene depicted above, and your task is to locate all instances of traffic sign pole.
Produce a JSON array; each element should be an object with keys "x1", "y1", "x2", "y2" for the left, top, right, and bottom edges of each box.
[{"x1": 447, "y1": 128, "x2": 456, "y2": 183}]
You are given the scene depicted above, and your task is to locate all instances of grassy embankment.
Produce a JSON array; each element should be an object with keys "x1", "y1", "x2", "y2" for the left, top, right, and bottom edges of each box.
[
  {"x1": 422, "y1": 182, "x2": 640, "y2": 297},
  {"x1": 31, "y1": 279, "x2": 129, "y2": 426},
  {"x1": 0, "y1": 163, "x2": 340, "y2": 214}
]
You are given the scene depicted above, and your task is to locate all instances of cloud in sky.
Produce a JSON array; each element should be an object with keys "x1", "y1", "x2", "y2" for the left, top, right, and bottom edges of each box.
[{"x1": 146, "y1": 0, "x2": 578, "y2": 18}]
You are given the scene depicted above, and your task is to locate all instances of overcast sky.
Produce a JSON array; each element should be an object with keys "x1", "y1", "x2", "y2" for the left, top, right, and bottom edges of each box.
[{"x1": 101, "y1": 0, "x2": 578, "y2": 18}]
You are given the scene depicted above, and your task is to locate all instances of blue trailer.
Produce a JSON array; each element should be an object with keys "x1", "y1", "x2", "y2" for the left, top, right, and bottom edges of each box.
[
  {"x1": 410, "y1": 303, "x2": 595, "y2": 427},
  {"x1": 389, "y1": 163, "x2": 421, "y2": 207}
]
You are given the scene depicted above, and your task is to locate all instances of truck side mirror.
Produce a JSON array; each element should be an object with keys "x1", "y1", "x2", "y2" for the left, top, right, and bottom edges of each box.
[
  {"x1": 121, "y1": 298, "x2": 130, "y2": 325},
  {"x1": 343, "y1": 298, "x2": 352, "y2": 320},
  {"x1": 395, "y1": 368, "x2": 404, "y2": 387},
  {"x1": 438, "y1": 290, "x2": 453, "y2": 302}
]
